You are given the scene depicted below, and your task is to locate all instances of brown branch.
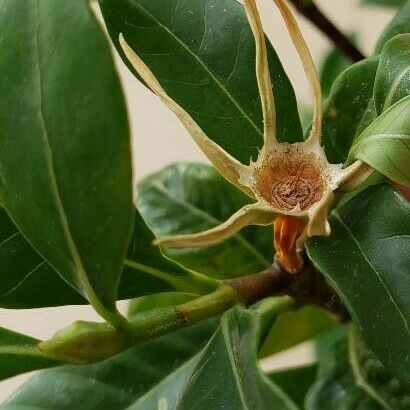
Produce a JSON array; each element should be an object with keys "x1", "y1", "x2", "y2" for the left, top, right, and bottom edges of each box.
[
  {"x1": 41, "y1": 258, "x2": 348, "y2": 364},
  {"x1": 226, "y1": 258, "x2": 349, "y2": 320},
  {"x1": 287, "y1": 0, "x2": 365, "y2": 62}
]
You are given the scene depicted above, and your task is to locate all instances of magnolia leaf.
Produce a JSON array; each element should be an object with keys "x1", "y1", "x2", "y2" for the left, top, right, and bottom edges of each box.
[
  {"x1": 0, "y1": 327, "x2": 59, "y2": 382},
  {"x1": 321, "y1": 57, "x2": 379, "y2": 164},
  {"x1": 0, "y1": 209, "x2": 216, "y2": 309},
  {"x1": 375, "y1": 33, "x2": 410, "y2": 113},
  {"x1": 320, "y1": 43, "x2": 352, "y2": 98},
  {"x1": 138, "y1": 163, "x2": 274, "y2": 278},
  {"x1": 307, "y1": 185, "x2": 410, "y2": 382},
  {"x1": 305, "y1": 336, "x2": 383, "y2": 409},
  {"x1": 99, "y1": 0, "x2": 303, "y2": 164},
  {"x1": 175, "y1": 307, "x2": 298, "y2": 410},
  {"x1": 0, "y1": 0, "x2": 134, "y2": 319},
  {"x1": 1, "y1": 320, "x2": 217, "y2": 409},
  {"x1": 2, "y1": 307, "x2": 298, "y2": 409},
  {"x1": 376, "y1": 0, "x2": 410, "y2": 52},
  {"x1": 349, "y1": 95, "x2": 410, "y2": 185},
  {"x1": 349, "y1": 326, "x2": 410, "y2": 409}
]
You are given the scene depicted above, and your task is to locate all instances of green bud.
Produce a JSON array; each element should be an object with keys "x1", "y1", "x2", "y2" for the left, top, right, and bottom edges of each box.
[{"x1": 39, "y1": 321, "x2": 133, "y2": 364}]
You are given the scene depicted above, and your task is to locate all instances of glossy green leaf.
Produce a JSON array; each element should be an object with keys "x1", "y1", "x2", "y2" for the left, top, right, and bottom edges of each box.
[
  {"x1": 138, "y1": 163, "x2": 274, "y2": 279},
  {"x1": 0, "y1": 0, "x2": 134, "y2": 318},
  {"x1": 349, "y1": 326, "x2": 410, "y2": 409},
  {"x1": 259, "y1": 306, "x2": 337, "y2": 358},
  {"x1": 268, "y1": 364, "x2": 318, "y2": 409},
  {"x1": 376, "y1": 0, "x2": 410, "y2": 52},
  {"x1": 0, "y1": 207, "x2": 84, "y2": 308},
  {"x1": 0, "y1": 210, "x2": 216, "y2": 309},
  {"x1": 321, "y1": 57, "x2": 379, "y2": 164},
  {"x1": 320, "y1": 47, "x2": 351, "y2": 98},
  {"x1": 0, "y1": 327, "x2": 59, "y2": 382},
  {"x1": 1, "y1": 319, "x2": 217, "y2": 409},
  {"x1": 2, "y1": 307, "x2": 297, "y2": 409},
  {"x1": 99, "y1": 0, "x2": 303, "y2": 164},
  {"x1": 167, "y1": 307, "x2": 298, "y2": 410},
  {"x1": 307, "y1": 185, "x2": 410, "y2": 382},
  {"x1": 349, "y1": 95, "x2": 410, "y2": 185},
  {"x1": 306, "y1": 336, "x2": 383, "y2": 410},
  {"x1": 374, "y1": 33, "x2": 410, "y2": 113}
]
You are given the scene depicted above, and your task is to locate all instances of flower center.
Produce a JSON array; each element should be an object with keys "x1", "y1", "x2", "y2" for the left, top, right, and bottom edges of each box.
[{"x1": 254, "y1": 151, "x2": 325, "y2": 211}]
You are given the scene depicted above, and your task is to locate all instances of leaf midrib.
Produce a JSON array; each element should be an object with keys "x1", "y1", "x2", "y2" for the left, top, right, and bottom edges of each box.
[
  {"x1": 127, "y1": 353, "x2": 200, "y2": 409},
  {"x1": 221, "y1": 317, "x2": 250, "y2": 410},
  {"x1": 334, "y1": 211, "x2": 410, "y2": 335},
  {"x1": 125, "y1": 0, "x2": 263, "y2": 138},
  {"x1": 383, "y1": 66, "x2": 410, "y2": 111},
  {"x1": 33, "y1": 2, "x2": 104, "y2": 310}
]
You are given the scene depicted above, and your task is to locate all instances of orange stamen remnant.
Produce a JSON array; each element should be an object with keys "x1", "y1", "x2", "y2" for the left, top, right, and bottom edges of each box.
[{"x1": 274, "y1": 215, "x2": 305, "y2": 274}]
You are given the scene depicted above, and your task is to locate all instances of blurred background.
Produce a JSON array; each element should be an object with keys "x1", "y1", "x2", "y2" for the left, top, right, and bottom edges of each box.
[{"x1": 0, "y1": 0, "x2": 396, "y2": 401}]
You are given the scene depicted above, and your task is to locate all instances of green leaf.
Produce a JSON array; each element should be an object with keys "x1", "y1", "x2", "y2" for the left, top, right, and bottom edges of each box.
[
  {"x1": 349, "y1": 95, "x2": 410, "y2": 185},
  {"x1": 349, "y1": 326, "x2": 410, "y2": 409},
  {"x1": 125, "y1": 210, "x2": 219, "y2": 293},
  {"x1": 0, "y1": 327, "x2": 59, "y2": 382},
  {"x1": 0, "y1": 210, "x2": 216, "y2": 309},
  {"x1": 306, "y1": 184, "x2": 410, "y2": 382},
  {"x1": 268, "y1": 364, "x2": 318, "y2": 409},
  {"x1": 320, "y1": 47, "x2": 352, "y2": 98},
  {"x1": 362, "y1": 0, "x2": 407, "y2": 7},
  {"x1": 376, "y1": 0, "x2": 410, "y2": 52},
  {"x1": 1, "y1": 319, "x2": 217, "y2": 409},
  {"x1": 0, "y1": 207, "x2": 84, "y2": 308},
  {"x1": 2, "y1": 307, "x2": 297, "y2": 409},
  {"x1": 160, "y1": 307, "x2": 298, "y2": 410},
  {"x1": 0, "y1": 0, "x2": 134, "y2": 318},
  {"x1": 259, "y1": 306, "x2": 337, "y2": 358},
  {"x1": 138, "y1": 163, "x2": 274, "y2": 279},
  {"x1": 374, "y1": 34, "x2": 410, "y2": 113},
  {"x1": 305, "y1": 336, "x2": 383, "y2": 410},
  {"x1": 321, "y1": 57, "x2": 379, "y2": 164},
  {"x1": 99, "y1": 0, "x2": 303, "y2": 164}
]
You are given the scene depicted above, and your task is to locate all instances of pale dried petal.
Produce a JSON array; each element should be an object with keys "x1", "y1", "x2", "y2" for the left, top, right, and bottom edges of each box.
[
  {"x1": 244, "y1": 0, "x2": 277, "y2": 151},
  {"x1": 119, "y1": 34, "x2": 253, "y2": 197},
  {"x1": 306, "y1": 192, "x2": 334, "y2": 237},
  {"x1": 271, "y1": 0, "x2": 323, "y2": 144},
  {"x1": 337, "y1": 160, "x2": 374, "y2": 191},
  {"x1": 154, "y1": 203, "x2": 275, "y2": 248}
]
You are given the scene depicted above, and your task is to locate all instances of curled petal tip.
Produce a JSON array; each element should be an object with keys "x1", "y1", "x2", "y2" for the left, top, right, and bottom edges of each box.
[
  {"x1": 271, "y1": 0, "x2": 322, "y2": 145},
  {"x1": 244, "y1": 0, "x2": 278, "y2": 151}
]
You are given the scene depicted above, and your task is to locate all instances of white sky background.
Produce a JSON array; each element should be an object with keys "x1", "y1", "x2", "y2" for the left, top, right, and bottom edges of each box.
[{"x1": 0, "y1": 0, "x2": 395, "y2": 402}]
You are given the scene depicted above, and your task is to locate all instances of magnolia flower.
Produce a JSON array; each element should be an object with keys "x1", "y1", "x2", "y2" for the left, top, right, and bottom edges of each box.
[{"x1": 120, "y1": 0, "x2": 368, "y2": 273}]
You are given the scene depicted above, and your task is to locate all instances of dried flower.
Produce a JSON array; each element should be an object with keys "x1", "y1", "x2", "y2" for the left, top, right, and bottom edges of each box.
[{"x1": 119, "y1": 0, "x2": 367, "y2": 272}]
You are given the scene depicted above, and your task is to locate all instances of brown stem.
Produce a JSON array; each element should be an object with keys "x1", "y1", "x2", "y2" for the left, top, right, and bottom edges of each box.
[
  {"x1": 226, "y1": 258, "x2": 348, "y2": 320},
  {"x1": 287, "y1": 0, "x2": 365, "y2": 62},
  {"x1": 226, "y1": 263, "x2": 291, "y2": 305}
]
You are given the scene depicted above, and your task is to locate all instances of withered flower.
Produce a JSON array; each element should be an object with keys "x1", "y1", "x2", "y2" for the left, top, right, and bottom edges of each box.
[{"x1": 119, "y1": 0, "x2": 368, "y2": 273}]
